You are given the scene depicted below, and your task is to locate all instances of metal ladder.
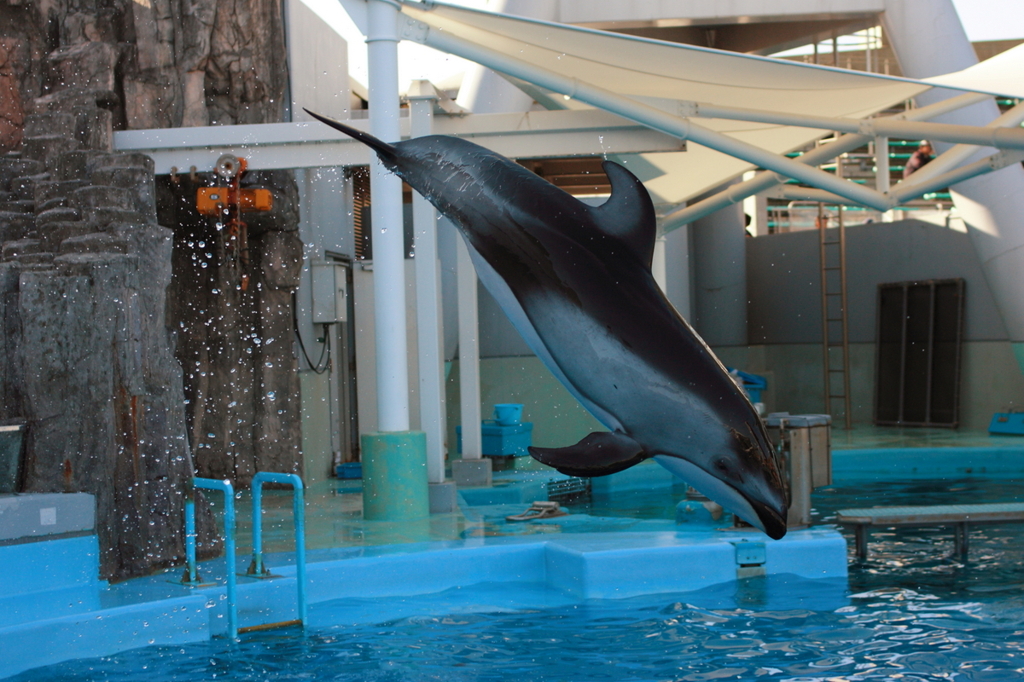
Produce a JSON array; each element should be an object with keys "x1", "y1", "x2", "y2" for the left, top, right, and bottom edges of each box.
[
  {"x1": 181, "y1": 477, "x2": 239, "y2": 638},
  {"x1": 818, "y1": 203, "x2": 852, "y2": 429},
  {"x1": 179, "y1": 474, "x2": 307, "y2": 639},
  {"x1": 245, "y1": 472, "x2": 307, "y2": 632}
]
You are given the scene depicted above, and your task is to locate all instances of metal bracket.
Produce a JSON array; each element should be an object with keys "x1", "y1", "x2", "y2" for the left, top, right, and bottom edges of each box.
[{"x1": 401, "y1": 16, "x2": 429, "y2": 43}]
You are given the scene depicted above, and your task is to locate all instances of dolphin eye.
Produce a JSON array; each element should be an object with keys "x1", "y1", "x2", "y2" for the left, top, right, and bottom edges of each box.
[{"x1": 714, "y1": 458, "x2": 730, "y2": 474}]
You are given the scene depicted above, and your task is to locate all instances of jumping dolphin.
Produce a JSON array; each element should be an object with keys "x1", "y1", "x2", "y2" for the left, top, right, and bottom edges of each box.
[{"x1": 307, "y1": 110, "x2": 788, "y2": 539}]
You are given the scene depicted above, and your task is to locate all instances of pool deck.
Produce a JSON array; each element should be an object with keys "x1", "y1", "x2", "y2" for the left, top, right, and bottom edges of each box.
[
  {"x1": 831, "y1": 423, "x2": 1024, "y2": 450},
  {"x1": 3, "y1": 427, "x2": 1024, "y2": 679}
]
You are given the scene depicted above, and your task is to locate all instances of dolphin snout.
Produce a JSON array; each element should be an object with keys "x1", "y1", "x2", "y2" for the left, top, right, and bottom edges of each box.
[{"x1": 750, "y1": 497, "x2": 788, "y2": 540}]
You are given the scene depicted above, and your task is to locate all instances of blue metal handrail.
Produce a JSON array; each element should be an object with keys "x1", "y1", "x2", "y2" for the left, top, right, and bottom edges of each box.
[
  {"x1": 248, "y1": 472, "x2": 307, "y2": 629},
  {"x1": 187, "y1": 477, "x2": 237, "y2": 639},
  {"x1": 181, "y1": 486, "x2": 200, "y2": 585}
]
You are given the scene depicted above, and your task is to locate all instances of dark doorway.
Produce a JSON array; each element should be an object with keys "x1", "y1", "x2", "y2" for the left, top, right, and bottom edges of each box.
[{"x1": 875, "y1": 279, "x2": 964, "y2": 427}]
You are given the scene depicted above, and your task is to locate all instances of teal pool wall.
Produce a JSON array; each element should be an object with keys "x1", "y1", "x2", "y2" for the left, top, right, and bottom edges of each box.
[
  {"x1": 7, "y1": 445, "x2": 1021, "y2": 679},
  {"x1": 833, "y1": 446, "x2": 1024, "y2": 481}
]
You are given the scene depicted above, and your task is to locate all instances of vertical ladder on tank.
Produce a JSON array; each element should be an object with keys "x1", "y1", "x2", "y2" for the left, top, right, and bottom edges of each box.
[{"x1": 818, "y1": 202, "x2": 853, "y2": 429}]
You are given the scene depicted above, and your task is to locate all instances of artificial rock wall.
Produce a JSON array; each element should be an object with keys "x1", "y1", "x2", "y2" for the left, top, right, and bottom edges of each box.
[
  {"x1": 0, "y1": 0, "x2": 287, "y2": 143},
  {"x1": 0, "y1": 0, "x2": 294, "y2": 579},
  {"x1": 158, "y1": 171, "x2": 304, "y2": 485},
  {"x1": 0, "y1": 125, "x2": 217, "y2": 581}
]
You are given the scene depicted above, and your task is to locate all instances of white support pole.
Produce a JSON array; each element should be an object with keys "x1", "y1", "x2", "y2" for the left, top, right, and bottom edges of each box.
[
  {"x1": 875, "y1": 136, "x2": 890, "y2": 194},
  {"x1": 767, "y1": 185, "x2": 866, "y2": 206},
  {"x1": 456, "y1": 237, "x2": 482, "y2": 459},
  {"x1": 367, "y1": 0, "x2": 409, "y2": 433},
  {"x1": 408, "y1": 81, "x2": 448, "y2": 484},
  {"x1": 651, "y1": 234, "x2": 667, "y2": 293},
  {"x1": 741, "y1": 170, "x2": 767, "y2": 236}
]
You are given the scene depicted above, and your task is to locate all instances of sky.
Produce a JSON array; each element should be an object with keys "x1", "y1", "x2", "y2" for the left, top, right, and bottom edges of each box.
[{"x1": 305, "y1": 0, "x2": 1024, "y2": 93}]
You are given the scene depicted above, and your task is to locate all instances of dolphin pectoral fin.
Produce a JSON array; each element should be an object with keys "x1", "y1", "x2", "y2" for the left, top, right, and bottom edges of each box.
[{"x1": 529, "y1": 432, "x2": 647, "y2": 477}]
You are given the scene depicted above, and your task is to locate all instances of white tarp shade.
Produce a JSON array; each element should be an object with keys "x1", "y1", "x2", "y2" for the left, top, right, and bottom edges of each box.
[
  {"x1": 924, "y1": 42, "x2": 1024, "y2": 99},
  {"x1": 400, "y1": 1, "x2": 934, "y2": 206}
]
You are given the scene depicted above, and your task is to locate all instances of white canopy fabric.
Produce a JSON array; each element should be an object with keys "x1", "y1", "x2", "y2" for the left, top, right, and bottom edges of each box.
[
  {"x1": 399, "y1": 1, "x2": 941, "y2": 206},
  {"x1": 924, "y1": 42, "x2": 1024, "y2": 99}
]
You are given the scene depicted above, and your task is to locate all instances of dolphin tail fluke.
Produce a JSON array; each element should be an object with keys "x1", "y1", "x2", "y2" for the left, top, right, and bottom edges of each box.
[
  {"x1": 304, "y1": 109, "x2": 399, "y2": 163},
  {"x1": 529, "y1": 432, "x2": 647, "y2": 477}
]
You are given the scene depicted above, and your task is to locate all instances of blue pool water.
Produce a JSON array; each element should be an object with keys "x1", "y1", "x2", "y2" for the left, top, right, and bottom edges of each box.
[{"x1": 10, "y1": 476, "x2": 1024, "y2": 681}]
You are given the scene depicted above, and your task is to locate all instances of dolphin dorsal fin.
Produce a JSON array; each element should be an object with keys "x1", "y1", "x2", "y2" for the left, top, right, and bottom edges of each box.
[{"x1": 589, "y1": 160, "x2": 657, "y2": 268}]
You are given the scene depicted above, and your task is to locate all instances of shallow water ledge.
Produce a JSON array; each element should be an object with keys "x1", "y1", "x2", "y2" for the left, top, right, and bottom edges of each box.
[{"x1": 0, "y1": 527, "x2": 845, "y2": 679}]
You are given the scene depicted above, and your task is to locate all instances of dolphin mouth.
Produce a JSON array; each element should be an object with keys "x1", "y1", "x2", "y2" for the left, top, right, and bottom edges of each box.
[{"x1": 750, "y1": 498, "x2": 788, "y2": 540}]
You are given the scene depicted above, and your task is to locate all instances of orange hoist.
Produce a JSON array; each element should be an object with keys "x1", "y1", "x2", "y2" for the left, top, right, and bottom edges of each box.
[{"x1": 196, "y1": 154, "x2": 273, "y2": 290}]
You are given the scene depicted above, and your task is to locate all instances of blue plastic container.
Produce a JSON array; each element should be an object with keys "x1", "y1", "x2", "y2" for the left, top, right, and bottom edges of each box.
[
  {"x1": 456, "y1": 422, "x2": 533, "y2": 457},
  {"x1": 335, "y1": 462, "x2": 363, "y2": 479},
  {"x1": 989, "y1": 412, "x2": 1024, "y2": 435},
  {"x1": 492, "y1": 403, "x2": 523, "y2": 426},
  {"x1": 728, "y1": 368, "x2": 767, "y2": 404}
]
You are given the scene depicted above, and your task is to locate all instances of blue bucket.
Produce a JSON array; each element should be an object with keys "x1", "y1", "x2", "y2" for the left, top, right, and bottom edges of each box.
[{"x1": 492, "y1": 403, "x2": 523, "y2": 426}]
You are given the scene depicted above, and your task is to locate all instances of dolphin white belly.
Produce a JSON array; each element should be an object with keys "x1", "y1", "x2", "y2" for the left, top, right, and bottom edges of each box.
[{"x1": 465, "y1": 239, "x2": 625, "y2": 433}]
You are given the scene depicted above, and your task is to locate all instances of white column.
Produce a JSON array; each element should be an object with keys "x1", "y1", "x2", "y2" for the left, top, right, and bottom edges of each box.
[
  {"x1": 883, "y1": 0, "x2": 1024, "y2": 371},
  {"x1": 691, "y1": 181, "x2": 747, "y2": 347},
  {"x1": 651, "y1": 234, "x2": 667, "y2": 293},
  {"x1": 366, "y1": 0, "x2": 409, "y2": 432},
  {"x1": 875, "y1": 135, "x2": 894, "y2": 221},
  {"x1": 456, "y1": 237, "x2": 482, "y2": 459},
  {"x1": 875, "y1": 136, "x2": 890, "y2": 193},
  {"x1": 664, "y1": 223, "x2": 692, "y2": 321},
  {"x1": 742, "y1": 170, "x2": 768, "y2": 236},
  {"x1": 408, "y1": 81, "x2": 448, "y2": 484}
]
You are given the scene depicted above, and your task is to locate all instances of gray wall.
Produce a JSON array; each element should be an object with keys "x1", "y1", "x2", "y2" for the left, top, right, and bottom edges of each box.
[
  {"x1": 453, "y1": 217, "x2": 1024, "y2": 432},
  {"x1": 747, "y1": 220, "x2": 1010, "y2": 345},
  {"x1": 735, "y1": 219, "x2": 1024, "y2": 429},
  {"x1": 691, "y1": 186, "x2": 748, "y2": 346}
]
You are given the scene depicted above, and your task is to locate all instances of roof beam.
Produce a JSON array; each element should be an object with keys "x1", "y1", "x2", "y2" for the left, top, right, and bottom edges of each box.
[
  {"x1": 405, "y1": 12, "x2": 893, "y2": 211},
  {"x1": 113, "y1": 109, "x2": 686, "y2": 174},
  {"x1": 658, "y1": 92, "x2": 990, "y2": 230},
  {"x1": 890, "y1": 149, "x2": 1024, "y2": 205},
  {"x1": 889, "y1": 99, "x2": 1024, "y2": 188},
  {"x1": 766, "y1": 185, "x2": 861, "y2": 205},
  {"x1": 683, "y1": 99, "x2": 1024, "y2": 150}
]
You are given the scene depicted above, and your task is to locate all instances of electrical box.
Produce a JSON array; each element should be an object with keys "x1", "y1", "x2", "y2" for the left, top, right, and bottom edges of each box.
[{"x1": 311, "y1": 261, "x2": 348, "y2": 324}]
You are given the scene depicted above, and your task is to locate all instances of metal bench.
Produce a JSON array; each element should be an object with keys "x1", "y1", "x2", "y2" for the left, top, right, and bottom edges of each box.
[{"x1": 836, "y1": 503, "x2": 1024, "y2": 559}]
